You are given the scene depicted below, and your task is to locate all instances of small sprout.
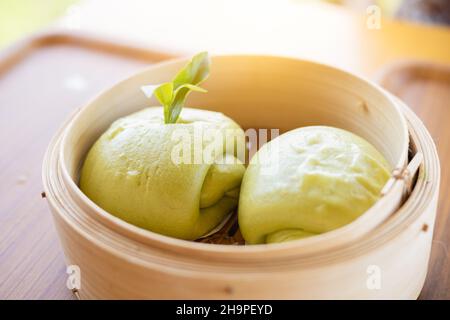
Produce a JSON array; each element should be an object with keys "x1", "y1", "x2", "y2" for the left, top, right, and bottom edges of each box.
[{"x1": 142, "y1": 52, "x2": 210, "y2": 124}]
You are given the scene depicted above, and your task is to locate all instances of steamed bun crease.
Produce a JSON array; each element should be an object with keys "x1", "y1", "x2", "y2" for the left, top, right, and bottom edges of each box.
[
  {"x1": 80, "y1": 107, "x2": 245, "y2": 240},
  {"x1": 79, "y1": 52, "x2": 245, "y2": 240},
  {"x1": 238, "y1": 126, "x2": 391, "y2": 244}
]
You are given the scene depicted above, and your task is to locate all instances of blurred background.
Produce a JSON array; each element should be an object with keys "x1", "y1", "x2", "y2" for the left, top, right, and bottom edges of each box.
[
  {"x1": 0, "y1": 0, "x2": 76, "y2": 47},
  {"x1": 1, "y1": 0, "x2": 449, "y2": 77},
  {"x1": 1, "y1": 0, "x2": 450, "y2": 48}
]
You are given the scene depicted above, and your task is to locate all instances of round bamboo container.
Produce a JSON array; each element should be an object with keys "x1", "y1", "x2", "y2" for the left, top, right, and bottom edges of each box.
[{"x1": 42, "y1": 56, "x2": 439, "y2": 299}]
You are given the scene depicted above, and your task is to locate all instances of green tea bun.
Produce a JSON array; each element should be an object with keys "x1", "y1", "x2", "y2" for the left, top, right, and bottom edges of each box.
[
  {"x1": 238, "y1": 126, "x2": 391, "y2": 244},
  {"x1": 80, "y1": 107, "x2": 245, "y2": 240}
]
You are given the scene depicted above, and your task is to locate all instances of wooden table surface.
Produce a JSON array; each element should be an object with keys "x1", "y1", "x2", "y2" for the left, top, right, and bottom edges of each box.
[{"x1": 1, "y1": 0, "x2": 449, "y2": 299}]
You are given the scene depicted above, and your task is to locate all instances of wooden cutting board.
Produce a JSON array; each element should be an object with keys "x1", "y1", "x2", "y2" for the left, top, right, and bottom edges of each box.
[{"x1": 0, "y1": 32, "x2": 448, "y2": 299}]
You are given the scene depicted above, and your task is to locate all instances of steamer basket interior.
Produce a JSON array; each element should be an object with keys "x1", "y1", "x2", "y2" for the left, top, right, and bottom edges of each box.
[{"x1": 59, "y1": 56, "x2": 411, "y2": 254}]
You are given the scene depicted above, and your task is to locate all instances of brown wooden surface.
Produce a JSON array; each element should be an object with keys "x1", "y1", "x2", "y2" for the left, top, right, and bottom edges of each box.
[
  {"x1": 0, "y1": 33, "x2": 172, "y2": 299},
  {"x1": 0, "y1": 33, "x2": 448, "y2": 299},
  {"x1": 378, "y1": 62, "x2": 450, "y2": 299}
]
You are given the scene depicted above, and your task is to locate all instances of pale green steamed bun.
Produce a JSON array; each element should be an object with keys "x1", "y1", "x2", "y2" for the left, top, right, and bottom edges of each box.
[
  {"x1": 80, "y1": 107, "x2": 245, "y2": 240},
  {"x1": 238, "y1": 126, "x2": 391, "y2": 244}
]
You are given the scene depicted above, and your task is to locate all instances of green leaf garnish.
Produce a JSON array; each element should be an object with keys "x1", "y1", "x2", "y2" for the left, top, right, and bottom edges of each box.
[{"x1": 146, "y1": 52, "x2": 210, "y2": 124}]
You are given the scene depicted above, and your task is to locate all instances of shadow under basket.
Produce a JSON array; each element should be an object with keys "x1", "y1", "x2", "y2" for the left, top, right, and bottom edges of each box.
[{"x1": 42, "y1": 56, "x2": 439, "y2": 299}]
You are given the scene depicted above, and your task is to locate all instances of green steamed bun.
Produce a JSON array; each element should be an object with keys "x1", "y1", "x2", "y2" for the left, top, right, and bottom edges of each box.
[
  {"x1": 238, "y1": 126, "x2": 391, "y2": 244},
  {"x1": 80, "y1": 107, "x2": 245, "y2": 240}
]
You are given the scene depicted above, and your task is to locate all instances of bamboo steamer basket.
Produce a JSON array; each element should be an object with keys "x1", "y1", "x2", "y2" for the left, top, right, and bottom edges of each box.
[{"x1": 42, "y1": 55, "x2": 439, "y2": 299}]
